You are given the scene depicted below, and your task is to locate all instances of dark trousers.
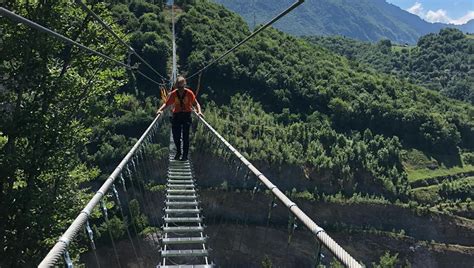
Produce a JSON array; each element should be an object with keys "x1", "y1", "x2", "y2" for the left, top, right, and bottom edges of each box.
[{"x1": 172, "y1": 112, "x2": 192, "y2": 157}]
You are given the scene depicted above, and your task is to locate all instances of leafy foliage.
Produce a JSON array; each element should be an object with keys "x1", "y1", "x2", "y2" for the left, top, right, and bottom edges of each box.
[
  {"x1": 0, "y1": 1, "x2": 130, "y2": 265},
  {"x1": 111, "y1": 0, "x2": 171, "y2": 94},
  {"x1": 372, "y1": 251, "x2": 400, "y2": 268},
  {"x1": 196, "y1": 95, "x2": 408, "y2": 198},
  {"x1": 0, "y1": 0, "x2": 169, "y2": 265},
  {"x1": 306, "y1": 28, "x2": 474, "y2": 104}
]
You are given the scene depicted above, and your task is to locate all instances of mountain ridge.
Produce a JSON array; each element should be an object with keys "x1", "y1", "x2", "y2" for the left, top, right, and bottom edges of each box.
[{"x1": 212, "y1": 0, "x2": 474, "y2": 44}]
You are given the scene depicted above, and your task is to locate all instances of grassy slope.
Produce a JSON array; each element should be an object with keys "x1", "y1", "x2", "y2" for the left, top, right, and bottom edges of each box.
[
  {"x1": 403, "y1": 149, "x2": 474, "y2": 182},
  {"x1": 407, "y1": 165, "x2": 474, "y2": 182}
]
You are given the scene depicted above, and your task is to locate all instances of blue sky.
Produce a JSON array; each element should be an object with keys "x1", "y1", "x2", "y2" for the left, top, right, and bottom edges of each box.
[{"x1": 387, "y1": 0, "x2": 474, "y2": 24}]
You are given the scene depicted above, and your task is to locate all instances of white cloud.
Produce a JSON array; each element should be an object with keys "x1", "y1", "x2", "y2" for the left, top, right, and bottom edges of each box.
[
  {"x1": 426, "y1": 9, "x2": 452, "y2": 23},
  {"x1": 407, "y1": 2, "x2": 424, "y2": 16},
  {"x1": 405, "y1": 2, "x2": 474, "y2": 25},
  {"x1": 451, "y1": 11, "x2": 474, "y2": 24}
]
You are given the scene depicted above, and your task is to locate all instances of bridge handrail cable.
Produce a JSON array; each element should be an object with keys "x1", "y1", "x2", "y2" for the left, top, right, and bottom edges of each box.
[
  {"x1": 38, "y1": 114, "x2": 164, "y2": 268},
  {"x1": 194, "y1": 112, "x2": 362, "y2": 268}
]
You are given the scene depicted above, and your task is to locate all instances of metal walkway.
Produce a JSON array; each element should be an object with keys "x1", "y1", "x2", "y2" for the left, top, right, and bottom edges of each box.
[{"x1": 159, "y1": 140, "x2": 211, "y2": 267}]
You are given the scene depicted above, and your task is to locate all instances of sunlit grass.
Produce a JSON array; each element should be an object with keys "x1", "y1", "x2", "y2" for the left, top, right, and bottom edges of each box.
[{"x1": 406, "y1": 165, "x2": 474, "y2": 182}]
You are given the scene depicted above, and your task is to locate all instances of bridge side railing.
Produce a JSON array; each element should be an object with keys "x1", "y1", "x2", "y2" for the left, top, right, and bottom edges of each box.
[{"x1": 194, "y1": 112, "x2": 362, "y2": 268}]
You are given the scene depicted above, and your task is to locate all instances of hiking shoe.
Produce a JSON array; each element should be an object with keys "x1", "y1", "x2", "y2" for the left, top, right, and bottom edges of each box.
[
  {"x1": 180, "y1": 156, "x2": 188, "y2": 161},
  {"x1": 174, "y1": 152, "x2": 181, "y2": 160}
]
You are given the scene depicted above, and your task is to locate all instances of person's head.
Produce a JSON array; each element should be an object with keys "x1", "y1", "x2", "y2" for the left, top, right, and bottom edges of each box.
[{"x1": 176, "y1": 76, "x2": 186, "y2": 90}]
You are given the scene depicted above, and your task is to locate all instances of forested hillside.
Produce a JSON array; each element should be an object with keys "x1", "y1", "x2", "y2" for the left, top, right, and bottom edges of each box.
[
  {"x1": 1, "y1": 0, "x2": 473, "y2": 266},
  {"x1": 178, "y1": 1, "x2": 474, "y2": 155},
  {"x1": 213, "y1": 0, "x2": 474, "y2": 44},
  {"x1": 0, "y1": 1, "x2": 169, "y2": 265},
  {"x1": 176, "y1": 2, "x2": 474, "y2": 265},
  {"x1": 306, "y1": 29, "x2": 474, "y2": 104}
]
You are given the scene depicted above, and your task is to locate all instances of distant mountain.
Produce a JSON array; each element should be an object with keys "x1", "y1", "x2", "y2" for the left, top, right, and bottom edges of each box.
[
  {"x1": 212, "y1": 0, "x2": 473, "y2": 44},
  {"x1": 459, "y1": 20, "x2": 474, "y2": 33}
]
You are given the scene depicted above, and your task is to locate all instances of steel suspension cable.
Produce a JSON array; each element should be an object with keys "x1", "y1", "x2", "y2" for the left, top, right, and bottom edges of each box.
[
  {"x1": 74, "y1": 0, "x2": 169, "y2": 82},
  {"x1": 186, "y1": 0, "x2": 304, "y2": 80},
  {"x1": 0, "y1": 7, "x2": 166, "y2": 87},
  {"x1": 170, "y1": 0, "x2": 178, "y2": 85}
]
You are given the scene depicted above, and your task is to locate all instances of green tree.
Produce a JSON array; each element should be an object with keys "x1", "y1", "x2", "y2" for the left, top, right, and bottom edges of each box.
[
  {"x1": 372, "y1": 251, "x2": 400, "y2": 268},
  {"x1": 0, "y1": 1, "x2": 128, "y2": 265}
]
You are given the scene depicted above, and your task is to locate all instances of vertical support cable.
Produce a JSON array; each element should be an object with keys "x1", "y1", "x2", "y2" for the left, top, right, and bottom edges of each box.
[
  {"x1": 314, "y1": 238, "x2": 323, "y2": 267},
  {"x1": 100, "y1": 198, "x2": 122, "y2": 268},
  {"x1": 85, "y1": 220, "x2": 101, "y2": 268},
  {"x1": 63, "y1": 249, "x2": 74, "y2": 268},
  {"x1": 120, "y1": 173, "x2": 144, "y2": 258},
  {"x1": 112, "y1": 184, "x2": 140, "y2": 267}
]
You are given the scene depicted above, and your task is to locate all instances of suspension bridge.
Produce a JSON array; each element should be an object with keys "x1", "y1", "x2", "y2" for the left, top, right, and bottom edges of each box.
[{"x1": 1, "y1": 1, "x2": 363, "y2": 267}]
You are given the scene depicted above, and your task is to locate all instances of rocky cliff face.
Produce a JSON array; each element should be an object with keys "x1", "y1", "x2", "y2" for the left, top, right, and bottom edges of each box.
[
  {"x1": 81, "y1": 188, "x2": 474, "y2": 267},
  {"x1": 81, "y1": 152, "x2": 473, "y2": 267}
]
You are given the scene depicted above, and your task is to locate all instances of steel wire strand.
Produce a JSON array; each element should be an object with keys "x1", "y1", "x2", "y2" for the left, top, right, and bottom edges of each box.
[
  {"x1": 129, "y1": 154, "x2": 162, "y2": 266},
  {"x1": 120, "y1": 173, "x2": 145, "y2": 259},
  {"x1": 74, "y1": 0, "x2": 168, "y2": 82},
  {"x1": 0, "y1": 7, "x2": 166, "y2": 87},
  {"x1": 127, "y1": 160, "x2": 159, "y2": 265},
  {"x1": 100, "y1": 197, "x2": 122, "y2": 268},
  {"x1": 85, "y1": 220, "x2": 102, "y2": 268},
  {"x1": 126, "y1": 163, "x2": 156, "y2": 247},
  {"x1": 186, "y1": 0, "x2": 305, "y2": 80},
  {"x1": 141, "y1": 140, "x2": 166, "y2": 237},
  {"x1": 112, "y1": 183, "x2": 141, "y2": 268},
  {"x1": 135, "y1": 149, "x2": 163, "y2": 249}
]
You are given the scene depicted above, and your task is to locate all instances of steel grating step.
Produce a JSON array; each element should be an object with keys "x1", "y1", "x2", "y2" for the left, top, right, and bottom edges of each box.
[
  {"x1": 168, "y1": 175, "x2": 194, "y2": 180},
  {"x1": 168, "y1": 180, "x2": 194, "y2": 184},
  {"x1": 168, "y1": 174, "x2": 193, "y2": 178},
  {"x1": 166, "y1": 201, "x2": 199, "y2": 206},
  {"x1": 165, "y1": 208, "x2": 201, "y2": 214},
  {"x1": 168, "y1": 166, "x2": 191, "y2": 170},
  {"x1": 161, "y1": 237, "x2": 207, "y2": 245},
  {"x1": 169, "y1": 162, "x2": 191, "y2": 166},
  {"x1": 168, "y1": 173, "x2": 193, "y2": 176},
  {"x1": 167, "y1": 184, "x2": 195, "y2": 189},
  {"x1": 163, "y1": 226, "x2": 204, "y2": 233},
  {"x1": 166, "y1": 169, "x2": 194, "y2": 176},
  {"x1": 159, "y1": 265, "x2": 213, "y2": 268},
  {"x1": 168, "y1": 167, "x2": 191, "y2": 170},
  {"x1": 167, "y1": 189, "x2": 196, "y2": 194},
  {"x1": 166, "y1": 195, "x2": 197, "y2": 200},
  {"x1": 168, "y1": 170, "x2": 192, "y2": 173},
  {"x1": 164, "y1": 217, "x2": 202, "y2": 223},
  {"x1": 161, "y1": 249, "x2": 208, "y2": 258}
]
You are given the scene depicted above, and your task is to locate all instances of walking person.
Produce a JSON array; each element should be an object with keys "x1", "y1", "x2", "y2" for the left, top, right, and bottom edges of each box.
[{"x1": 156, "y1": 76, "x2": 203, "y2": 161}]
